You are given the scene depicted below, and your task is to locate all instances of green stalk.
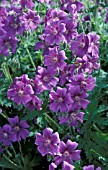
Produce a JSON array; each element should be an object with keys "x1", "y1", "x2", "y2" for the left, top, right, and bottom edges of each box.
[
  {"x1": 1, "y1": 62, "x2": 12, "y2": 85},
  {"x1": 18, "y1": 142, "x2": 24, "y2": 166},
  {"x1": 11, "y1": 145, "x2": 22, "y2": 167},
  {"x1": 0, "y1": 112, "x2": 8, "y2": 120},
  {"x1": 26, "y1": 48, "x2": 36, "y2": 70},
  {"x1": 43, "y1": 113, "x2": 63, "y2": 133},
  {"x1": 3, "y1": 154, "x2": 21, "y2": 169}
]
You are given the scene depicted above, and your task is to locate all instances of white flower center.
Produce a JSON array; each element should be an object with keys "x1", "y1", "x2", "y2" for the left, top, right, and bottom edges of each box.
[
  {"x1": 64, "y1": 150, "x2": 69, "y2": 156},
  {"x1": 75, "y1": 96, "x2": 80, "y2": 101},
  {"x1": 58, "y1": 97, "x2": 63, "y2": 103},
  {"x1": 3, "y1": 133, "x2": 8, "y2": 139},
  {"x1": 43, "y1": 76, "x2": 49, "y2": 82}
]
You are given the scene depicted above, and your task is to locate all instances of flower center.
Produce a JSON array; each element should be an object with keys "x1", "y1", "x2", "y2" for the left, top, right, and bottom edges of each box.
[
  {"x1": 58, "y1": 97, "x2": 63, "y2": 103},
  {"x1": 18, "y1": 90, "x2": 23, "y2": 96},
  {"x1": 3, "y1": 133, "x2": 8, "y2": 139},
  {"x1": 14, "y1": 126, "x2": 20, "y2": 131},
  {"x1": 5, "y1": 41, "x2": 10, "y2": 46},
  {"x1": 52, "y1": 56, "x2": 58, "y2": 62},
  {"x1": 65, "y1": 30, "x2": 68, "y2": 34},
  {"x1": 11, "y1": 23, "x2": 18, "y2": 28},
  {"x1": 70, "y1": 112, "x2": 75, "y2": 118},
  {"x1": 80, "y1": 42, "x2": 85, "y2": 48},
  {"x1": 71, "y1": 0, "x2": 76, "y2": 3},
  {"x1": 43, "y1": 76, "x2": 49, "y2": 82},
  {"x1": 75, "y1": 96, "x2": 80, "y2": 101},
  {"x1": 54, "y1": 29, "x2": 58, "y2": 35},
  {"x1": 91, "y1": 42, "x2": 94, "y2": 46},
  {"x1": 64, "y1": 150, "x2": 69, "y2": 156},
  {"x1": 44, "y1": 139, "x2": 51, "y2": 146},
  {"x1": 81, "y1": 81, "x2": 86, "y2": 87}
]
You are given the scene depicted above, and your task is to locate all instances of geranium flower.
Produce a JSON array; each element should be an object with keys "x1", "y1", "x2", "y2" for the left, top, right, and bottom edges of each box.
[
  {"x1": 49, "y1": 87, "x2": 72, "y2": 113},
  {"x1": 35, "y1": 128, "x2": 60, "y2": 156},
  {"x1": 8, "y1": 116, "x2": 30, "y2": 141}
]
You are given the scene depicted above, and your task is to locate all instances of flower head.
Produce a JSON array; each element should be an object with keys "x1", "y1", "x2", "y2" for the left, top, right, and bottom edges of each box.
[
  {"x1": 8, "y1": 116, "x2": 30, "y2": 141},
  {"x1": 35, "y1": 127, "x2": 60, "y2": 156},
  {"x1": 0, "y1": 124, "x2": 16, "y2": 146},
  {"x1": 54, "y1": 139, "x2": 80, "y2": 166},
  {"x1": 49, "y1": 87, "x2": 72, "y2": 113}
]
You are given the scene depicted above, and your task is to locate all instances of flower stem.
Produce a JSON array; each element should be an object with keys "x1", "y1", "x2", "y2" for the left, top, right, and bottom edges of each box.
[
  {"x1": 43, "y1": 113, "x2": 63, "y2": 133},
  {"x1": 0, "y1": 112, "x2": 8, "y2": 120},
  {"x1": 1, "y1": 62, "x2": 12, "y2": 85},
  {"x1": 3, "y1": 154, "x2": 21, "y2": 169},
  {"x1": 11, "y1": 145, "x2": 22, "y2": 167},
  {"x1": 18, "y1": 142, "x2": 24, "y2": 166},
  {"x1": 26, "y1": 48, "x2": 36, "y2": 70}
]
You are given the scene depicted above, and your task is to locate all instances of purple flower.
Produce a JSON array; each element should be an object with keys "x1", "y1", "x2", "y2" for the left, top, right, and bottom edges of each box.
[
  {"x1": 49, "y1": 163, "x2": 57, "y2": 170},
  {"x1": 70, "y1": 33, "x2": 89, "y2": 57},
  {"x1": 0, "y1": 147, "x2": 4, "y2": 153},
  {"x1": 43, "y1": 21, "x2": 66, "y2": 45},
  {"x1": 7, "y1": 81, "x2": 34, "y2": 106},
  {"x1": 59, "y1": 105, "x2": 84, "y2": 127},
  {"x1": 0, "y1": 108, "x2": 2, "y2": 113},
  {"x1": 22, "y1": 9, "x2": 40, "y2": 32},
  {"x1": 44, "y1": 8, "x2": 68, "y2": 27},
  {"x1": 44, "y1": 47, "x2": 67, "y2": 71},
  {"x1": 66, "y1": 0, "x2": 84, "y2": 12},
  {"x1": 82, "y1": 15, "x2": 90, "y2": 22},
  {"x1": 83, "y1": 165, "x2": 101, "y2": 170},
  {"x1": 36, "y1": 66, "x2": 59, "y2": 90},
  {"x1": 0, "y1": 124, "x2": 16, "y2": 146},
  {"x1": 63, "y1": 161, "x2": 74, "y2": 170},
  {"x1": 87, "y1": 33, "x2": 100, "y2": 56},
  {"x1": 25, "y1": 95, "x2": 43, "y2": 111},
  {"x1": 54, "y1": 139, "x2": 80, "y2": 165},
  {"x1": 0, "y1": 34, "x2": 18, "y2": 56},
  {"x1": 37, "y1": 0, "x2": 50, "y2": 3},
  {"x1": 83, "y1": 55, "x2": 100, "y2": 74},
  {"x1": 105, "y1": 9, "x2": 108, "y2": 23},
  {"x1": 71, "y1": 73, "x2": 96, "y2": 91},
  {"x1": 20, "y1": 0, "x2": 35, "y2": 9},
  {"x1": 49, "y1": 87, "x2": 72, "y2": 113},
  {"x1": 35, "y1": 127, "x2": 60, "y2": 156},
  {"x1": 63, "y1": 19, "x2": 77, "y2": 44},
  {"x1": 68, "y1": 86, "x2": 90, "y2": 109},
  {"x1": 8, "y1": 116, "x2": 30, "y2": 141},
  {"x1": 3, "y1": 14, "x2": 24, "y2": 38},
  {"x1": 30, "y1": 78, "x2": 44, "y2": 94},
  {"x1": 59, "y1": 64, "x2": 75, "y2": 86}
]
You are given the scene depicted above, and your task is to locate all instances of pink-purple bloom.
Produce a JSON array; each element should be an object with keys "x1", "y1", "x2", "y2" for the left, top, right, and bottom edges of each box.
[
  {"x1": 87, "y1": 33, "x2": 100, "y2": 57},
  {"x1": 0, "y1": 124, "x2": 16, "y2": 146},
  {"x1": 83, "y1": 165, "x2": 101, "y2": 170},
  {"x1": 7, "y1": 81, "x2": 34, "y2": 106},
  {"x1": 43, "y1": 21, "x2": 66, "y2": 45},
  {"x1": 8, "y1": 116, "x2": 30, "y2": 141},
  {"x1": 35, "y1": 127, "x2": 60, "y2": 156},
  {"x1": 59, "y1": 105, "x2": 84, "y2": 127},
  {"x1": 49, "y1": 87, "x2": 72, "y2": 113},
  {"x1": 36, "y1": 66, "x2": 59, "y2": 90},
  {"x1": 44, "y1": 47, "x2": 67, "y2": 71},
  {"x1": 54, "y1": 139, "x2": 81, "y2": 165},
  {"x1": 68, "y1": 86, "x2": 90, "y2": 109},
  {"x1": 22, "y1": 9, "x2": 40, "y2": 32},
  {"x1": 70, "y1": 33, "x2": 89, "y2": 57},
  {"x1": 63, "y1": 161, "x2": 74, "y2": 170}
]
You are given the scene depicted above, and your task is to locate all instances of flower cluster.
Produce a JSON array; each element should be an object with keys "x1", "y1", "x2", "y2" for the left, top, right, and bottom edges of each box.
[
  {"x1": 7, "y1": 74, "x2": 43, "y2": 110},
  {"x1": 35, "y1": 127, "x2": 80, "y2": 170},
  {"x1": 0, "y1": 116, "x2": 29, "y2": 146},
  {"x1": 3, "y1": 0, "x2": 102, "y2": 169},
  {"x1": 35, "y1": 127, "x2": 101, "y2": 170},
  {"x1": 0, "y1": 0, "x2": 40, "y2": 56}
]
